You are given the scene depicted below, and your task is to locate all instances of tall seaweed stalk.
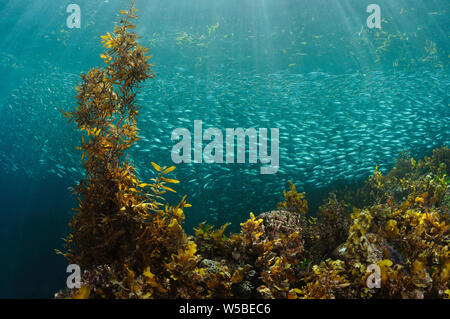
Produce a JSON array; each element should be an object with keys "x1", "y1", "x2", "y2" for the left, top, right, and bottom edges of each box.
[{"x1": 59, "y1": 2, "x2": 188, "y2": 270}]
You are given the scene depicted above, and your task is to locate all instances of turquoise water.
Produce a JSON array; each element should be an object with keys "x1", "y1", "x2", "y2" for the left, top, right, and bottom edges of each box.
[{"x1": 0, "y1": 0, "x2": 448, "y2": 297}]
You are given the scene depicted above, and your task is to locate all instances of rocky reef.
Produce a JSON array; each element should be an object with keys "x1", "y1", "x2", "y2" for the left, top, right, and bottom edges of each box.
[{"x1": 55, "y1": 2, "x2": 449, "y2": 299}]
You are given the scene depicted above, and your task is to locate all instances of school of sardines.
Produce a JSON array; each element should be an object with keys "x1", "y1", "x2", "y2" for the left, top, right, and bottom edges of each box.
[{"x1": 0, "y1": 66, "x2": 448, "y2": 224}]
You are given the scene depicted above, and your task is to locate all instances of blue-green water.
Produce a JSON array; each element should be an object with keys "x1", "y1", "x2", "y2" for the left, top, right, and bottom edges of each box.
[{"x1": 0, "y1": 0, "x2": 448, "y2": 298}]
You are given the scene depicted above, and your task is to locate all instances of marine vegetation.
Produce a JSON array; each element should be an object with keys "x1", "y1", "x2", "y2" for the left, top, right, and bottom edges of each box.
[{"x1": 56, "y1": 3, "x2": 449, "y2": 299}]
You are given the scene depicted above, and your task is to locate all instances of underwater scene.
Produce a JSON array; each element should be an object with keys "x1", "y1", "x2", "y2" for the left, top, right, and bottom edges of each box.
[{"x1": 0, "y1": 0, "x2": 448, "y2": 299}]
